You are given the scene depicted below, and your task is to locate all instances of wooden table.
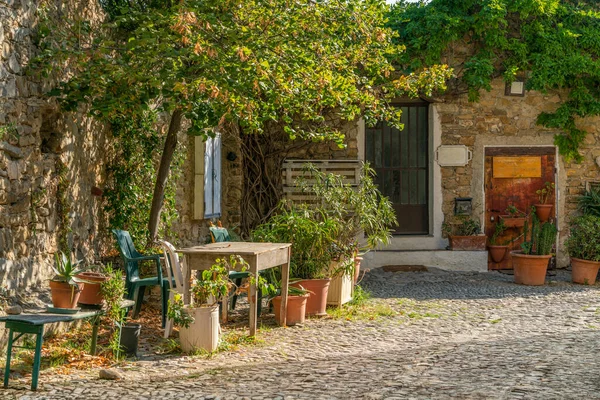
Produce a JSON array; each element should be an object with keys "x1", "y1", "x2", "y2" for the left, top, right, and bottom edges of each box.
[{"x1": 178, "y1": 242, "x2": 291, "y2": 336}]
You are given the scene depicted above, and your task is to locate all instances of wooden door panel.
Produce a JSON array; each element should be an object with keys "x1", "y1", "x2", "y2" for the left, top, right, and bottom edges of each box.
[{"x1": 484, "y1": 147, "x2": 556, "y2": 270}]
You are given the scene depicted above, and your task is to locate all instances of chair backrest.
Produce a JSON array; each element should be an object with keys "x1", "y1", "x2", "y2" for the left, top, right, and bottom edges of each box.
[
  {"x1": 157, "y1": 239, "x2": 185, "y2": 293},
  {"x1": 112, "y1": 229, "x2": 141, "y2": 280},
  {"x1": 209, "y1": 226, "x2": 231, "y2": 243}
]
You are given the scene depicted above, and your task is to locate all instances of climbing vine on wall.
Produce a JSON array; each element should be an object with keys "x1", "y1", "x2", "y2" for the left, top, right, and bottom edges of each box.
[{"x1": 388, "y1": 0, "x2": 600, "y2": 162}]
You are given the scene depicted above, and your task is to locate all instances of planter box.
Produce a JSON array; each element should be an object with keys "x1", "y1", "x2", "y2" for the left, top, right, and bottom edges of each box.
[
  {"x1": 499, "y1": 216, "x2": 526, "y2": 228},
  {"x1": 449, "y1": 235, "x2": 487, "y2": 251},
  {"x1": 327, "y1": 260, "x2": 353, "y2": 307}
]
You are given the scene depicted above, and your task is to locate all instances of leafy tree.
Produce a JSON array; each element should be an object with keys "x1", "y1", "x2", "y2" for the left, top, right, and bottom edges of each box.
[
  {"x1": 38, "y1": 0, "x2": 451, "y2": 240},
  {"x1": 388, "y1": 0, "x2": 600, "y2": 162}
]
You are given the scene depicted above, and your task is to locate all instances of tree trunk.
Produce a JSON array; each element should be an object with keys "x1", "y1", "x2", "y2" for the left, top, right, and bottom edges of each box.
[{"x1": 148, "y1": 109, "x2": 183, "y2": 242}]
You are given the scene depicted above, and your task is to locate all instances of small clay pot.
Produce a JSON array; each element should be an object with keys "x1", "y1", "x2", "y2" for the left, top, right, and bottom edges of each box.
[
  {"x1": 49, "y1": 280, "x2": 84, "y2": 309},
  {"x1": 488, "y1": 245, "x2": 508, "y2": 263},
  {"x1": 272, "y1": 294, "x2": 308, "y2": 326},
  {"x1": 534, "y1": 204, "x2": 553, "y2": 223},
  {"x1": 77, "y1": 272, "x2": 108, "y2": 305}
]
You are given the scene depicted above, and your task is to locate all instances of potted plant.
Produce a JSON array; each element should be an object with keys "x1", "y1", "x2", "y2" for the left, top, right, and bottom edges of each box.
[
  {"x1": 578, "y1": 185, "x2": 600, "y2": 217},
  {"x1": 565, "y1": 215, "x2": 600, "y2": 285},
  {"x1": 512, "y1": 215, "x2": 557, "y2": 286},
  {"x1": 488, "y1": 220, "x2": 509, "y2": 263},
  {"x1": 534, "y1": 181, "x2": 555, "y2": 222},
  {"x1": 77, "y1": 266, "x2": 109, "y2": 306},
  {"x1": 445, "y1": 218, "x2": 486, "y2": 251},
  {"x1": 271, "y1": 284, "x2": 311, "y2": 326},
  {"x1": 296, "y1": 162, "x2": 396, "y2": 307},
  {"x1": 499, "y1": 205, "x2": 527, "y2": 228},
  {"x1": 168, "y1": 256, "x2": 248, "y2": 352},
  {"x1": 251, "y1": 204, "x2": 338, "y2": 316},
  {"x1": 50, "y1": 251, "x2": 88, "y2": 309}
]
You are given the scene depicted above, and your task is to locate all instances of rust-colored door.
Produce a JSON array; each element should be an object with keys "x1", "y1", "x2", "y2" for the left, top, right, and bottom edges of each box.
[{"x1": 484, "y1": 147, "x2": 556, "y2": 270}]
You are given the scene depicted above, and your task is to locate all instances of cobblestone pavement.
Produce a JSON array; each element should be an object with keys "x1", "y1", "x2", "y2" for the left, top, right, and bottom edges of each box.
[{"x1": 5, "y1": 267, "x2": 600, "y2": 399}]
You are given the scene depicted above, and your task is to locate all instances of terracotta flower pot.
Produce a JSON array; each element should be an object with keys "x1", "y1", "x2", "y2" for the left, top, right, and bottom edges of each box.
[
  {"x1": 49, "y1": 280, "x2": 84, "y2": 309},
  {"x1": 449, "y1": 235, "x2": 487, "y2": 251},
  {"x1": 272, "y1": 294, "x2": 308, "y2": 326},
  {"x1": 571, "y1": 258, "x2": 600, "y2": 285},
  {"x1": 534, "y1": 204, "x2": 553, "y2": 223},
  {"x1": 499, "y1": 216, "x2": 526, "y2": 228},
  {"x1": 488, "y1": 245, "x2": 508, "y2": 263},
  {"x1": 76, "y1": 272, "x2": 108, "y2": 305},
  {"x1": 511, "y1": 251, "x2": 552, "y2": 286},
  {"x1": 291, "y1": 279, "x2": 330, "y2": 316},
  {"x1": 353, "y1": 256, "x2": 363, "y2": 284}
]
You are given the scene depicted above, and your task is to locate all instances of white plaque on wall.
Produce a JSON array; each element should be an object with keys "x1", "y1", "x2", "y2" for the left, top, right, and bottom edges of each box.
[{"x1": 435, "y1": 145, "x2": 473, "y2": 167}]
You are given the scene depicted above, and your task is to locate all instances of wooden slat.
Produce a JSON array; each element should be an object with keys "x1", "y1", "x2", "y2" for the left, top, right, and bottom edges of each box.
[{"x1": 485, "y1": 147, "x2": 555, "y2": 156}]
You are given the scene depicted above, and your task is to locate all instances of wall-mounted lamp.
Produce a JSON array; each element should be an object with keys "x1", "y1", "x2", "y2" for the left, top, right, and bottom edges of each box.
[{"x1": 505, "y1": 79, "x2": 526, "y2": 97}]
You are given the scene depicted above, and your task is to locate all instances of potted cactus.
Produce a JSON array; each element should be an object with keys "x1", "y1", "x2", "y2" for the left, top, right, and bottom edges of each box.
[
  {"x1": 512, "y1": 215, "x2": 557, "y2": 286},
  {"x1": 534, "y1": 182, "x2": 555, "y2": 223},
  {"x1": 49, "y1": 251, "x2": 89, "y2": 309},
  {"x1": 488, "y1": 219, "x2": 510, "y2": 263},
  {"x1": 565, "y1": 215, "x2": 600, "y2": 285}
]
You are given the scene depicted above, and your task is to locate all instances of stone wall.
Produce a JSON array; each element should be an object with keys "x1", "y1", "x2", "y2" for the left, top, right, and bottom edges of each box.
[
  {"x1": 435, "y1": 78, "x2": 600, "y2": 266},
  {"x1": 0, "y1": 0, "x2": 109, "y2": 294}
]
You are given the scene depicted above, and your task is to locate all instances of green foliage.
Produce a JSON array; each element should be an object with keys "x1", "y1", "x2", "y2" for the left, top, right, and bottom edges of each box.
[
  {"x1": 100, "y1": 265, "x2": 127, "y2": 359},
  {"x1": 489, "y1": 219, "x2": 507, "y2": 245},
  {"x1": 578, "y1": 185, "x2": 600, "y2": 217},
  {"x1": 297, "y1": 162, "x2": 398, "y2": 253},
  {"x1": 536, "y1": 181, "x2": 555, "y2": 204},
  {"x1": 167, "y1": 293, "x2": 195, "y2": 329},
  {"x1": 565, "y1": 215, "x2": 600, "y2": 261},
  {"x1": 52, "y1": 251, "x2": 87, "y2": 285},
  {"x1": 103, "y1": 113, "x2": 182, "y2": 249},
  {"x1": 505, "y1": 204, "x2": 526, "y2": 217},
  {"x1": 251, "y1": 204, "x2": 339, "y2": 280},
  {"x1": 388, "y1": 0, "x2": 600, "y2": 162}
]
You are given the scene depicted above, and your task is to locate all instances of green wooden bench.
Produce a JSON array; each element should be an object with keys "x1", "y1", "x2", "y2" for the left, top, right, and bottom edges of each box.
[{"x1": 1, "y1": 300, "x2": 135, "y2": 391}]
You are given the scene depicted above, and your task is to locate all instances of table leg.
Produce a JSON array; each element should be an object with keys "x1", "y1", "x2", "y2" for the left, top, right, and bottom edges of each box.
[
  {"x1": 280, "y1": 247, "x2": 291, "y2": 328},
  {"x1": 248, "y1": 261, "x2": 258, "y2": 337},
  {"x1": 3, "y1": 328, "x2": 14, "y2": 388},
  {"x1": 31, "y1": 326, "x2": 44, "y2": 391},
  {"x1": 183, "y1": 256, "x2": 191, "y2": 305},
  {"x1": 90, "y1": 316, "x2": 100, "y2": 355}
]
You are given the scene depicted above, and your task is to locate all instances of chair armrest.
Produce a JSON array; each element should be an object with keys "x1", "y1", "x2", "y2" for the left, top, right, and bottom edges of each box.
[{"x1": 126, "y1": 254, "x2": 163, "y2": 281}]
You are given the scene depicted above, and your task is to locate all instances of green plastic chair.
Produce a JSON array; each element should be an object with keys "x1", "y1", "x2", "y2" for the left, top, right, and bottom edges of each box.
[
  {"x1": 112, "y1": 229, "x2": 168, "y2": 327},
  {"x1": 209, "y1": 225, "x2": 263, "y2": 315}
]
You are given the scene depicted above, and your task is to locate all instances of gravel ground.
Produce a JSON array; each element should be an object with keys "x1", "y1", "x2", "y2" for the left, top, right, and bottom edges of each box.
[{"x1": 4, "y1": 267, "x2": 600, "y2": 399}]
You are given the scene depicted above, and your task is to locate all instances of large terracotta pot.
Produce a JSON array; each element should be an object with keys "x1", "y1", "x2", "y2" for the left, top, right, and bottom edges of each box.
[
  {"x1": 488, "y1": 245, "x2": 508, "y2": 263},
  {"x1": 179, "y1": 305, "x2": 220, "y2": 353},
  {"x1": 76, "y1": 272, "x2": 108, "y2": 305},
  {"x1": 511, "y1": 251, "x2": 551, "y2": 286},
  {"x1": 534, "y1": 204, "x2": 553, "y2": 223},
  {"x1": 49, "y1": 280, "x2": 84, "y2": 309},
  {"x1": 291, "y1": 279, "x2": 330, "y2": 316},
  {"x1": 272, "y1": 294, "x2": 308, "y2": 326},
  {"x1": 571, "y1": 258, "x2": 600, "y2": 285},
  {"x1": 449, "y1": 235, "x2": 487, "y2": 251}
]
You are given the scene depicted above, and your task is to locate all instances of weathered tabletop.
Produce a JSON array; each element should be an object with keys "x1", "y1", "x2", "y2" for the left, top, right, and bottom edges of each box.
[{"x1": 178, "y1": 242, "x2": 292, "y2": 336}]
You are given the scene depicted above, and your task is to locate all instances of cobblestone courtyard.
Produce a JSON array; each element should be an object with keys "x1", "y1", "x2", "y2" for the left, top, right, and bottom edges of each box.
[{"x1": 5, "y1": 267, "x2": 600, "y2": 399}]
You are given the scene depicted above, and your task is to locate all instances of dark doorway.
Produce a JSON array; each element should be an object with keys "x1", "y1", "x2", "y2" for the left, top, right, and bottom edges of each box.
[{"x1": 365, "y1": 104, "x2": 429, "y2": 235}]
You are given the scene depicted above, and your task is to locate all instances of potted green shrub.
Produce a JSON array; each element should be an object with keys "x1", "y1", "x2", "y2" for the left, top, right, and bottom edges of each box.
[
  {"x1": 565, "y1": 215, "x2": 600, "y2": 285},
  {"x1": 168, "y1": 256, "x2": 250, "y2": 352},
  {"x1": 512, "y1": 215, "x2": 557, "y2": 286},
  {"x1": 50, "y1": 251, "x2": 88, "y2": 309},
  {"x1": 444, "y1": 218, "x2": 486, "y2": 251},
  {"x1": 296, "y1": 162, "x2": 396, "y2": 307},
  {"x1": 251, "y1": 204, "x2": 337, "y2": 316},
  {"x1": 533, "y1": 181, "x2": 555, "y2": 222},
  {"x1": 488, "y1": 219, "x2": 509, "y2": 263},
  {"x1": 270, "y1": 284, "x2": 311, "y2": 326}
]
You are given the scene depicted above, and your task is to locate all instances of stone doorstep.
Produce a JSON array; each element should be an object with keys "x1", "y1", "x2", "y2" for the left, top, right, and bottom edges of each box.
[{"x1": 363, "y1": 250, "x2": 488, "y2": 273}]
